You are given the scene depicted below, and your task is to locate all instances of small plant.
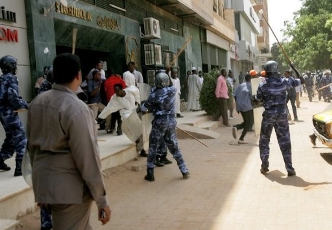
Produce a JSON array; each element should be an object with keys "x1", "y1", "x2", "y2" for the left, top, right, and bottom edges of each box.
[{"x1": 199, "y1": 69, "x2": 220, "y2": 115}]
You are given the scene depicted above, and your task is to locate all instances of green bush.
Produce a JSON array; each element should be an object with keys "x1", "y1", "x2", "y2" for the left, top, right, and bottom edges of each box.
[{"x1": 199, "y1": 69, "x2": 220, "y2": 115}]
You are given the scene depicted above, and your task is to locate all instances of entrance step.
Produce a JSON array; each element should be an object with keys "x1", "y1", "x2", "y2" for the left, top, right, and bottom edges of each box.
[
  {"x1": 0, "y1": 219, "x2": 18, "y2": 230},
  {"x1": 177, "y1": 124, "x2": 220, "y2": 139},
  {"x1": 197, "y1": 120, "x2": 219, "y2": 131}
]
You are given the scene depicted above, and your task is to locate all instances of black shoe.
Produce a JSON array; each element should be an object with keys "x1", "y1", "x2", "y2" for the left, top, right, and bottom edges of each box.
[
  {"x1": 106, "y1": 129, "x2": 113, "y2": 134},
  {"x1": 0, "y1": 160, "x2": 11, "y2": 172},
  {"x1": 14, "y1": 159, "x2": 22, "y2": 177},
  {"x1": 160, "y1": 157, "x2": 172, "y2": 164},
  {"x1": 182, "y1": 172, "x2": 190, "y2": 179},
  {"x1": 309, "y1": 134, "x2": 317, "y2": 146},
  {"x1": 260, "y1": 167, "x2": 269, "y2": 174},
  {"x1": 144, "y1": 168, "x2": 155, "y2": 181},
  {"x1": 139, "y1": 149, "x2": 148, "y2": 157},
  {"x1": 177, "y1": 114, "x2": 183, "y2": 118},
  {"x1": 117, "y1": 130, "x2": 122, "y2": 136},
  {"x1": 155, "y1": 159, "x2": 165, "y2": 167},
  {"x1": 288, "y1": 171, "x2": 296, "y2": 177}
]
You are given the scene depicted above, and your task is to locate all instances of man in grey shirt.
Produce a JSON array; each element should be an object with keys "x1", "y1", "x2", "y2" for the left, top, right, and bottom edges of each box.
[
  {"x1": 232, "y1": 74, "x2": 253, "y2": 144},
  {"x1": 27, "y1": 53, "x2": 111, "y2": 229}
]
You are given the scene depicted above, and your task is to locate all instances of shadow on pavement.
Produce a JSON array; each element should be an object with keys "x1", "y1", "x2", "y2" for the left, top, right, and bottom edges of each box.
[
  {"x1": 264, "y1": 170, "x2": 332, "y2": 189},
  {"x1": 320, "y1": 153, "x2": 332, "y2": 165}
]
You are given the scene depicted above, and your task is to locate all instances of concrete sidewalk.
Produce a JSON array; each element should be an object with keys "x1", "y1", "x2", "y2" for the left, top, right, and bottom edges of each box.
[{"x1": 17, "y1": 97, "x2": 332, "y2": 229}]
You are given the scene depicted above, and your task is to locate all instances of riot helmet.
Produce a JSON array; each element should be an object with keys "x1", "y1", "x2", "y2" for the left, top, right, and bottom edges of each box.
[
  {"x1": 0, "y1": 55, "x2": 17, "y2": 74},
  {"x1": 264, "y1": 60, "x2": 278, "y2": 74},
  {"x1": 155, "y1": 70, "x2": 170, "y2": 88}
]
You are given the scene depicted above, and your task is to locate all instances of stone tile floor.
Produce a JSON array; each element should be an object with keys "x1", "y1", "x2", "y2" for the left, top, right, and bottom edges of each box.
[{"x1": 17, "y1": 95, "x2": 332, "y2": 230}]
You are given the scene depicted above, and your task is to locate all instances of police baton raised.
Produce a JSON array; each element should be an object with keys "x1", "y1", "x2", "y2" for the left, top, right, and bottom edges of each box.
[
  {"x1": 317, "y1": 83, "x2": 332, "y2": 91},
  {"x1": 256, "y1": 5, "x2": 292, "y2": 64}
]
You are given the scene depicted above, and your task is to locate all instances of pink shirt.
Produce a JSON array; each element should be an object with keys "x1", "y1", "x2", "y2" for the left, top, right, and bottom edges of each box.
[{"x1": 215, "y1": 75, "x2": 229, "y2": 98}]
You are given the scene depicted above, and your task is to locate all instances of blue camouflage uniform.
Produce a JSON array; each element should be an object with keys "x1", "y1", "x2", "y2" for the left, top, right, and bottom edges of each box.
[
  {"x1": 37, "y1": 83, "x2": 53, "y2": 230},
  {"x1": 256, "y1": 75, "x2": 298, "y2": 174},
  {"x1": 142, "y1": 86, "x2": 188, "y2": 173},
  {"x1": 0, "y1": 72, "x2": 28, "y2": 162}
]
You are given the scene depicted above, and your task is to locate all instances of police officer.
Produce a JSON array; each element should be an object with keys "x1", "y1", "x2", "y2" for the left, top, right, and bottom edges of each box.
[
  {"x1": 304, "y1": 71, "x2": 314, "y2": 102},
  {"x1": 315, "y1": 71, "x2": 323, "y2": 101},
  {"x1": 141, "y1": 70, "x2": 190, "y2": 181},
  {"x1": 322, "y1": 71, "x2": 331, "y2": 102},
  {"x1": 0, "y1": 55, "x2": 28, "y2": 176},
  {"x1": 254, "y1": 60, "x2": 297, "y2": 177}
]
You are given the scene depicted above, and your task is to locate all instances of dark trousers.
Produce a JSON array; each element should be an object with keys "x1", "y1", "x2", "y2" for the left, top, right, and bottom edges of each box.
[
  {"x1": 214, "y1": 98, "x2": 228, "y2": 125},
  {"x1": 287, "y1": 96, "x2": 298, "y2": 119},
  {"x1": 234, "y1": 110, "x2": 252, "y2": 140},
  {"x1": 110, "y1": 111, "x2": 122, "y2": 132},
  {"x1": 259, "y1": 111, "x2": 294, "y2": 173}
]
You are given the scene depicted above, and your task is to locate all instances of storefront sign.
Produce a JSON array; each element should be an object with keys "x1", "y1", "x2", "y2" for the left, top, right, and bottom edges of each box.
[
  {"x1": 0, "y1": 27, "x2": 18, "y2": 42},
  {"x1": 55, "y1": 2, "x2": 92, "y2": 21},
  {"x1": 96, "y1": 16, "x2": 120, "y2": 30},
  {"x1": 0, "y1": 6, "x2": 16, "y2": 23}
]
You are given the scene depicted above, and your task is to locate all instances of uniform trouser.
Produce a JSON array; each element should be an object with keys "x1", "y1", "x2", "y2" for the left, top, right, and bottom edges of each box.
[
  {"x1": 259, "y1": 111, "x2": 294, "y2": 173},
  {"x1": 322, "y1": 88, "x2": 330, "y2": 102},
  {"x1": 227, "y1": 96, "x2": 234, "y2": 117},
  {"x1": 317, "y1": 90, "x2": 322, "y2": 101},
  {"x1": 234, "y1": 110, "x2": 252, "y2": 140},
  {"x1": 41, "y1": 205, "x2": 52, "y2": 228},
  {"x1": 147, "y1": 118, "x2": 188, "y2": 173},
  {"x1": 0, "y1": 108, "x2": 27, "y2": 161},
  {"x1": 295, "y1": 92, "x2": 301, "y2": 108},
  {"x1": 287, "y1": 96, "x2": 298, "y2": 119},
  {"x1": 214, "y1": 98, "x2": 228, "y2": 125},
  {"x1": 307, "y1": 87, "x2": 313, "y2": 101},
  {"x1": 50, "y1": 190, "x2": 93, "y2": 230}
]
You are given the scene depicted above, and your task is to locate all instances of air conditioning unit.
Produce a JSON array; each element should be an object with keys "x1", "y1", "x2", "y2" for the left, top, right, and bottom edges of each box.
[
  {"x1": 147, "y1": 70, "x2": 156, "y2": 87},
  {"x1": 143, "y1": 17, "x2": 161, "y2": 39},
  {"x1": 144, "y1": 43, "x2": 162, "y2": 66},
  {"x1": 144, "y1": 44, "x2": 155, "y2": 65}
]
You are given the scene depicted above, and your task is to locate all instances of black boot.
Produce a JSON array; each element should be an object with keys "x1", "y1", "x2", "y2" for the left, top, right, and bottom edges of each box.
[
  {"x1": 0, "y1": 157, "x2": 11, "y2": 172},
  {"x1": 144, "y1": 168, "x2": 155, "y2": 181},
  {"x1": 160, "y1": 155, "x2": 172, "y2": 164},
  {"x1": 155, "y1": 158, "x2": 164, "y2": 167},
  {"x1": 14, "y1": 159, "x2": 22, "y2": 177}
]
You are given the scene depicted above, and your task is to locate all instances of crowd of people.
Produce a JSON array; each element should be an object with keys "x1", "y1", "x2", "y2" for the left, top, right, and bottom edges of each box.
[
  {"x1": 0, "y1": 53, "x2": 193, "y2": 229},
  {"x1": 1, "y1": 51, "x2": 332, "y2": 229}
]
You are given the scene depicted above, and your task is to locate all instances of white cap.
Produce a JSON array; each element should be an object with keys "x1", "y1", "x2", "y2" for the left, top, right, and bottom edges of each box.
[{"x1": 191, "y1": 67, "x2": 196, "y2": 71}]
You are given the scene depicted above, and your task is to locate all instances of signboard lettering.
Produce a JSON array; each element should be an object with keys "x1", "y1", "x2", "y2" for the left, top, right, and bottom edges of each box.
[
  {"x1": 0, "y1": 6, "x2": 16, "y2": 23},
  {"x1": 0, "y1": 27, "x2": 18, "y2": 42},
  {"x1": 55, "y1": 2, "x2": 92, "y2": 21},
  {"x1": 96, "y1": 16, "x2": 120, "y2": 30}
]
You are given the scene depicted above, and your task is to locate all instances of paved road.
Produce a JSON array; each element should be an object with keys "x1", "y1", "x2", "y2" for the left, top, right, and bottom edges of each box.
[{"x1": 19, "y1": 96, "x2": 332, "y2": 230}]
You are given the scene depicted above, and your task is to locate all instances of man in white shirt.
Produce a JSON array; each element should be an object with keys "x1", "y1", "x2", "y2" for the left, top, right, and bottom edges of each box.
[
  {"x1": 170, "y1": 68, "x2": 183, "y2": 118},
  {"x1": 122, "y1": 62, "x2": 136, "y2": 87},
  {"x1": 86, "y1": 61, "x2": 106, "y2": 80}
]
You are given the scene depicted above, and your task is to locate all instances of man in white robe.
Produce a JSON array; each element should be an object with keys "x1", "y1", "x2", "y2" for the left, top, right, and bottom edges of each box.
[
  {"x1": 187, "y1": 67, "x2": 202, "y2": 111},
  {"x1": 170, "y1": 69, "x2": 183, "y2": 118},
  {"x1": 99, "y1": 84, "x2": 147, "y2": 156}
]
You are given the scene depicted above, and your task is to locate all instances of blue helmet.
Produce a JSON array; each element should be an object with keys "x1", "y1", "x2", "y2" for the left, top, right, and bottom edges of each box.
[
  {"x1": 0, "y1": 55, "x2": 17, "y2": 74},
  {"x1": 155, "y1": 70, "x2": 170, "y2": 88},
  {"x1": 264, "y1": 60, "x2": 278, "y2": 74}
]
